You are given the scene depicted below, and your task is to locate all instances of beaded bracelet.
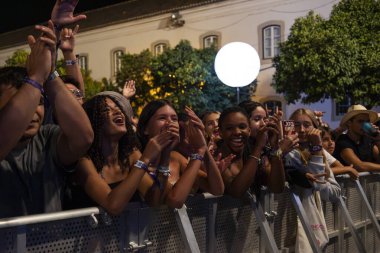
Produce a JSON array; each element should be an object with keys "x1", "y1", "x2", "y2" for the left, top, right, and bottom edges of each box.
[
  {"x1": 158, "y1": 166, "x2": 171, "y2": 177},
  {"x1": 65, "y1": 59, "x2": 78, "y2": 66},
  {"x1": 190, "y1": 153, "x2": 204, "y2": 162},
  {"x1": 134, "y1": 160, "x2": 149, "y2": 172},
  {"x1": 23, "y1": 77, "x2": 44, "y2": 94}
]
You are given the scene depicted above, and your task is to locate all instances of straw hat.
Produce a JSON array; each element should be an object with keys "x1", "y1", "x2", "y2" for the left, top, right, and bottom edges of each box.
[{"x1": 340, "y1": 104, "x2": 378, "y2": 127}]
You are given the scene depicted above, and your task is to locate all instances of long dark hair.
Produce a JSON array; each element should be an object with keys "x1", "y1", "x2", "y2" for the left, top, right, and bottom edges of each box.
[
  {"x1": 137, "y1": 99, "x2": 175, "y2": 150},
  {"x1": 83, "y1": 95, "x2": 141, "y2": 172},
  {"x1": 238, "y1": 100, "x2": 265, "y2": 118}
]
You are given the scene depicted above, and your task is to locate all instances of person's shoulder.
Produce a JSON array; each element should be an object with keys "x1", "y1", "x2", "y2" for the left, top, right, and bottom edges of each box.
[
  {"x1": 336, "y1": 133, "x2": 350, "y2": 142},
  {"x1": 39, "y1": 124, "x2": 60, "y2": 136}
]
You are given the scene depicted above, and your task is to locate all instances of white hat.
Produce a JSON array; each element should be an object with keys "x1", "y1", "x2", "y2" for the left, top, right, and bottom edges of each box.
[{"x1": 340, "y1": 104, "x2": 378, "y2": 127}]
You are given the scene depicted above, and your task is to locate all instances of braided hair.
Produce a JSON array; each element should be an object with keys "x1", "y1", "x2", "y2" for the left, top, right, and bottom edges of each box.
[{"x1": 83, "y1": 95, "x2": 141, "y2": 172}]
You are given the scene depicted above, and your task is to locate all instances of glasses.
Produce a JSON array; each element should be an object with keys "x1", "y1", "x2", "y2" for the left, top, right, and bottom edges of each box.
[
  {"x1": 69, "y1": 89, "x2": 84, "y2": 99},
  {"x1": 294, "y1": 121, "x2": 313, "y2": 129}
]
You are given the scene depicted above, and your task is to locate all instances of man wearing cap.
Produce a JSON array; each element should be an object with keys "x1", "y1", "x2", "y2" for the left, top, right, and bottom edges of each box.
[{"x1": 333, "y1": 105, "x2": 380, "y2": 172}]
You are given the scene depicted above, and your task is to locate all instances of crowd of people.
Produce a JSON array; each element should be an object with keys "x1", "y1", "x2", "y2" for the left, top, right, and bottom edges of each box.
[{"x1": 0, "y1": 0, "x2": 379, "y2": 252}]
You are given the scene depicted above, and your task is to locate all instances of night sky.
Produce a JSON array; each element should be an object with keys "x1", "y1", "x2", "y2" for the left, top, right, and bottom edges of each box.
[{"x1": 1, "y1": 0, "x2": 126, "y2": 34}]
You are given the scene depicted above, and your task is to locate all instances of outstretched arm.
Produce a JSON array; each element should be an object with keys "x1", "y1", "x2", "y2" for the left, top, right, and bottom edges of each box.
[
  {"x1": 51, "y1": 0, "x2": 87, "y2": 26},
  {"x1": 0, "y1": 23, "x2": 53, "y2": 160},
  {"x1": 59, "y1": 25, "x2": 85, "y2": 94},
  {"x1": 41, "y1": 22, "x2": 93, "y2": 166},
  {"x1": 185, "y1": 107, "x2": 224, "y2": 195}
]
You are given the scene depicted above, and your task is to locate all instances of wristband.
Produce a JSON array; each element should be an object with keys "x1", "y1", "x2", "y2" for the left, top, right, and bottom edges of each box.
[
  {"x1": 309, "y1": 145, "x2": 322, "y2": 152},
  {"x1": 190, "y1": 153, "x2": 204, "y2": 162},
  {"x1": 23, "y1": 77, "x2": 44, "y2": 94},
  {"x1": 134, "y1": 160, "x2": 149, "y2": 172},
  {"x1": 47, "y1": 70, "x2": 60, "y2": 82},
  {"x1": 65, "y1": 59, "x2": 78, "y2": 66},
  {"x1": 249, "y1": 154, "x2": 262, "y2": 165},
  {"x1": 158, "y1": 166, "x2": 171, "y2": 177}
]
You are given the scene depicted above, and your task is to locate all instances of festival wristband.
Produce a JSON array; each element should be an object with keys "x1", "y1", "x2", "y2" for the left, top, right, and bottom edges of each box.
[{"x1": 23, "y1": 77, "x2": 44, "y2": 94}]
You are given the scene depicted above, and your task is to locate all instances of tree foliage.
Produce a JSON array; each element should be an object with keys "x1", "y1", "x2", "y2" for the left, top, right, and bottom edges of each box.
[
  {"x1": 117, "y1": 40, "x2": 251, "y2": 114},
  {"x1": 4, "y1": 40, "x2": 253, "y2": 113},
  {"x1": 272, "y1": 0, "x2": 380, "y2": 108}
]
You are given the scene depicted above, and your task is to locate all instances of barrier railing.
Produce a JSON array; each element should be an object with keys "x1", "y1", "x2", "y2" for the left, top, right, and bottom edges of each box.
[{"x1": 0, "y1": 173, "x2": 378, "y2": 253}]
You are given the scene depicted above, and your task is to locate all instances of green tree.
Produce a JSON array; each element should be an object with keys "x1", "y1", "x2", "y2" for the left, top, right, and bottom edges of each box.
[
  {"x1": 117, "y1": 40, "x2": 253, "y2": 114},
  {"x1": 272, "y1": 0, "x2": 380, "y2": 108},
  {"x1": 5, "y1": 49, "x2": 29, "y2": 66}
]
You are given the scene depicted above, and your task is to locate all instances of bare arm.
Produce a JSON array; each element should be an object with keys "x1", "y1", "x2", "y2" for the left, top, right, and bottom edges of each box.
[
  {"x1": 0, "y1": 24, "x2": 53, "y2": 160},
  {"x1": 164, "y1": 120, "x2": 206, "y2": 208},
  {"x1": 197, "y1": 149, "x2": 225, "y2": 195},
  {"x1": 341, "y1": 148, "x2": 380, "y2": 172},
  {"x1": 74, "y1": 156, "x2": 149, "y2": 215},
  {"x1": 59, "y1": 25, "x2": 85, "y2": 94},
  {"x1": 330, "y1": 160, "x2": 359, "y2": 180},
  {"x1": 266, "y1": 155, "x2": 285, "y2": 193},
  {"x1": 44, "y1": 23, "x2": 92, "y2": 166},
  {"x1": 184, "y1": 107, "x2": 224, "y2": 196}
]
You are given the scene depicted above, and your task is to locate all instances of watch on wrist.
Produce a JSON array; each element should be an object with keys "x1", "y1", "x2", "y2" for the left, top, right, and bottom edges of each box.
[
  {"x1": 48, "y1": 70, "x2": 60, "y2": 81},
  {"x1": 309, "y1": 144, "x2": 322, "y2": 152}
]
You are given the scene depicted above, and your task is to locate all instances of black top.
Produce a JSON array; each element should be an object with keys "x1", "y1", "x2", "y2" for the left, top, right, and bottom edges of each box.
[
  {"x1": 63, "y1": 180, "x2": 142, "y2": 210},
  {"x1": 333, "y1": 133, "x2": 375, "y2": 166}
]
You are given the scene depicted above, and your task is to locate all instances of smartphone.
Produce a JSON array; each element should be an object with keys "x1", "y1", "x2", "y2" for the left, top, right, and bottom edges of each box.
[{"x1": 282, "y1": 120, "x2": 296, "y2": 135}]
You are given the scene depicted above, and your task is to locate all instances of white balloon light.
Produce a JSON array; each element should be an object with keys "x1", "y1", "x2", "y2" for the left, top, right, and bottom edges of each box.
[{"x1": 214, "y1": 42, "x2": 260, "y2": 87}]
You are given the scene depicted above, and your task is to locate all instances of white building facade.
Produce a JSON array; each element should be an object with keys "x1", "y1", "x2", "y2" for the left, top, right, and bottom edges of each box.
[{"x1": 1, "y1": 0, "x2": 361, "y2": 128}]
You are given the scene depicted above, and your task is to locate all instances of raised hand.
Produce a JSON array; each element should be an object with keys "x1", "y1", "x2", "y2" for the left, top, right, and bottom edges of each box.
[
  {"x1": 122, "y1": 80, "x2": 136, "y2": 99},
  {"x1": 27, "y1": 20, "x2": 57, "y2": 82},
  {"x1": 51, "y1": 0, "x2": 87, "y2": 26},
  {"x1": 215, "y1": 153, "x2": 235, "y2": 173},
  {"x1": 59, "y1": 25, "x2": 79, "y2": 53},
  {"x1": 184, "y1": 106, "x2": 207, "y2": 152},
  {"x1": 143, "y1": 128, "x2": 178, "y2": 165},
  {"x1": 306, "y1": 128, "x2": 322, "y2": 146}
]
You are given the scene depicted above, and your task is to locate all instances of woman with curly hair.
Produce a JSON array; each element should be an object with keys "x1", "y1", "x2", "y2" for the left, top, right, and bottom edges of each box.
[{"x1": 64, "y1": 92, "x2": 168, "y2": 215}]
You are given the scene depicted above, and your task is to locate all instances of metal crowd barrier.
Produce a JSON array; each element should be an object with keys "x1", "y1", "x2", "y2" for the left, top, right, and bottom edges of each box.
[{"x1": 0, "y1": 173, "x2": 379, "y2": 253}]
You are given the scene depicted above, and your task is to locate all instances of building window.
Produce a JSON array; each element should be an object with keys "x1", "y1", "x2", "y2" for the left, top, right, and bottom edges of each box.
[
  {"x1": 112, "y1": 49, "x2": 124, "y2": 77},
  {"x1": 154, "y1": 43, "x2": 168, "y2": 56},
  {"x1": 200, "y1": 32, "x2": 221, "y2": 49},
  {"x1": 263, "y1": 25, "x2": 281, "y2": 59},
  {"x1": 77, "y1": 55, "x2": 88, "y2": 71},
  {"x1": 203, "y1": 35, "x2": 218, "y2": 48},
  {"x1": 263, "y1": 100, "x2": 282, "y2": 116},
  {"x1": 335, "y1": 101, "x2": 350, "y2": 117}
]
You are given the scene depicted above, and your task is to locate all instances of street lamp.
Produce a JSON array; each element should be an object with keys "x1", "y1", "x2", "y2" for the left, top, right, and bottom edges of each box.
[{"x1": 214, "y1": 42, "x2": 260, "y2": 104}]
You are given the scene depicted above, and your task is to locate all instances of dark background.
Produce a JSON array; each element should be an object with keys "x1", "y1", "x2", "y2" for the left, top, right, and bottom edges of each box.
[{"x1": 1, "y1": 0, "x2": 126, "y2": 34}]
